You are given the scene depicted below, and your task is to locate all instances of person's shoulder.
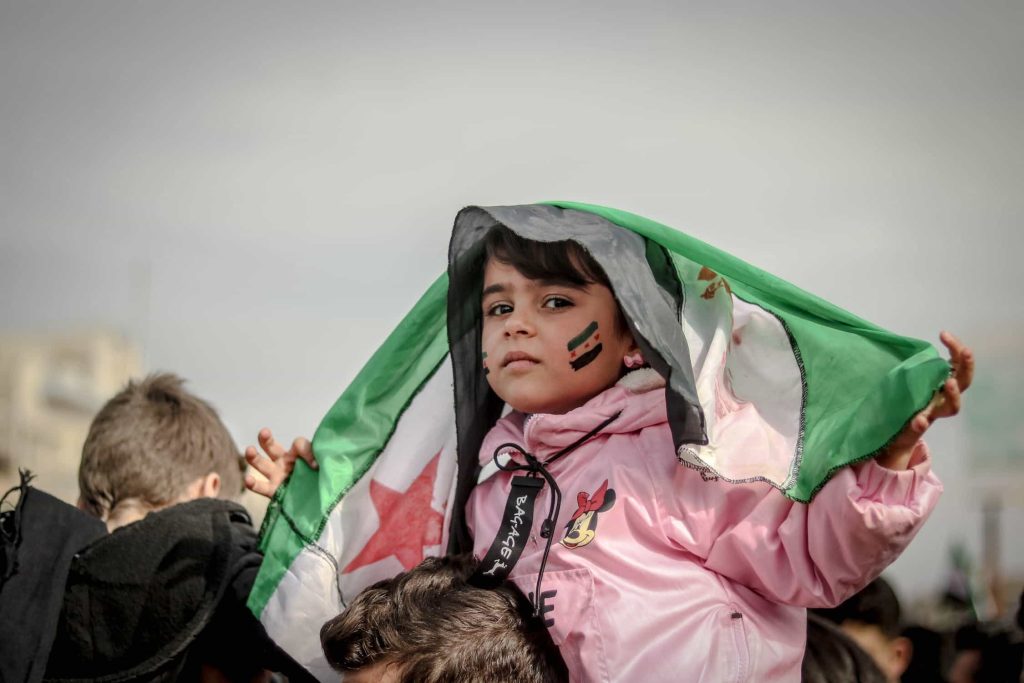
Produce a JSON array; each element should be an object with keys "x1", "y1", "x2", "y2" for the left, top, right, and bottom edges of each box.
[
  {"x1": 37, "y1": 497, "x2": 261, "y2": 682},
  {"x1": 167, "y1": 496, "x2": 253, "y2": 524},
  {"x1": 163, "y1": 497, "x2": 258, "y2": 552},
  {"x1": 0, "y1": 481, "x2": 108, "y2": 683},
  {"x1": 93, "y1": 498, "x2": 258, "y2": 570}
]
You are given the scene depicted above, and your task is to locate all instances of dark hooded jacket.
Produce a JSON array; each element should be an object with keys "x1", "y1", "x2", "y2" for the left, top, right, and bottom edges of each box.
[{"x1": 0, "y1": 475, "x2": 313, "y2": 683}]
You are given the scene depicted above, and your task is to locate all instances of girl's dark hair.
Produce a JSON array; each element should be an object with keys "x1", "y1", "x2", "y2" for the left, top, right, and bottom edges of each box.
[
  {"x1": 484, "y1": 226, "x2": 613, "y2": 290},
  {"x1": 483, "y1": 226, "x2": 627, "y2": 333}
]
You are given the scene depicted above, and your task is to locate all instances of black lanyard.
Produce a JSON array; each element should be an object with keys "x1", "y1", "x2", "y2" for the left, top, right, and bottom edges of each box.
[
  {"x1": 470, "y1": 411, "x2": 620, "y2": 615},
  {"x1": 1, "y1": 470, "x2": 34, "y2": 582}
]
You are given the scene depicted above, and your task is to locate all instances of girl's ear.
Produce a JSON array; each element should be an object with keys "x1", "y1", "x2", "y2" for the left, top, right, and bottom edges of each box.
[
  {"x1": 615, "y1": 322, "x2": 640, "y2": 355},
  {"x1": 622, "y1": 336, "x2": 646, "y2": 369}
]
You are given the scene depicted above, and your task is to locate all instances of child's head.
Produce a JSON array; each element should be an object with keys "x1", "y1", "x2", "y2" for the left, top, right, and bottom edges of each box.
[
  {"x1": 813, "y1": 577, "x2": 911, "y2": 683},
  {"x1": 78, "y1": 373, "x2": 244, "y2": 523},
  {"x1": 480, "y1": 226, "x2": 639, "y2": 414},
  {"x1": 803, "y1": 613, "x2": 888, "y2": 683},
  {"x1": 320, "y1": 554, "x2": 568, "y2": 683}
]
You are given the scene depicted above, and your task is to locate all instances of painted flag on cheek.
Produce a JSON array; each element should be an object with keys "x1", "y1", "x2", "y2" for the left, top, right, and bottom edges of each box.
[
  {"x1": 248, "y1": 203, "x2": 949, "y2": 677},
  {"x1": 568, "y1": 321, "x2": 603, "y2": 371}
]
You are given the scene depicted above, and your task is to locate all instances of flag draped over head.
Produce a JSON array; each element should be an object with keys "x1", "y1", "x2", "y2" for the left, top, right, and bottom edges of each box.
[{"x1": 249, "y1": 203, "x2": 950, "y2": 678}]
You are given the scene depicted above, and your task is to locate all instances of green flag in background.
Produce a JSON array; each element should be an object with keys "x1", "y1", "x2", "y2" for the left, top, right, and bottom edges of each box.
[{"x1": 249, "y1": 203, "x2": 949, "y2": 679}]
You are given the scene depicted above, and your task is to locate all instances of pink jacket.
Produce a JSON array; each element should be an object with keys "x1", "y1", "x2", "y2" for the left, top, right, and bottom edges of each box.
[{"x1": 466, "y1": 373, "x2": 942, "y2": 682}]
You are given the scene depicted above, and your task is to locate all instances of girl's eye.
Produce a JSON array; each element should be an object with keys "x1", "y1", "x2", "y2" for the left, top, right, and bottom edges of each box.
[
  {"x1": 542, "y1": 296, "x2": 573, "y2": 310},
  {"x1": 486, "y1": 302, "x2": 513, "y2": 316}
]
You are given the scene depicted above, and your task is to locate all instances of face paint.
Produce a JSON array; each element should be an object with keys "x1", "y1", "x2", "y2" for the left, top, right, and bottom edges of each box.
[
  {"x1": 567, "y1": 321, "x2": 603, "y2": 371},
  {"x1": 482, "y1": 351, "x2": 489, "y2": 376},
  {"x1": 570, "y1": 344, "x2": 604, "y2": 371},
  {"x1": 567, "y1": 321, "x2": 599, "y2": 352}
]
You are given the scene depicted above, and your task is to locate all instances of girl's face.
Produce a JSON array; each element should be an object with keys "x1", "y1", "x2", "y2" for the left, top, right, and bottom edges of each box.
[{"x1": 481, "y1": 257, "x2": 637, "y2": 415}]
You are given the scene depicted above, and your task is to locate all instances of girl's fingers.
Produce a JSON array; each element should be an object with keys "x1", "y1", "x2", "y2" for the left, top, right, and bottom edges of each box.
[
  {"x1": 258, "y1": 428, "x2": 287, "y2": 462},
  {"x1": 940, "y1": 331, "x2": 975, "y2": 392},
  {"x1": 889, "y1": 411, "x2": 928, "y2": 455},
  {"x1": 245, "y1": 473, "x2": 276, "y2": 498},
  {"x1": 955, "y1": 346, "x2": 974, "y2": 393},
  {"x1": 909, "y1": 411, "x2": 930, "y2": 438},
  {"x1": 939, "y1": 330, "x2": 960, "y2": 353},
  {"x1": 292, "y1": 437, "x2": 318, "y2": 470},
  {"x1": 935, "y1": 378, "x2": 962, "y2": 419},
  {"x1": 926, "y1": 385, "x2": 946, "y2": 418},
  {"x1": 246, "y1": 445, "x2": 284, "y2": 482}
]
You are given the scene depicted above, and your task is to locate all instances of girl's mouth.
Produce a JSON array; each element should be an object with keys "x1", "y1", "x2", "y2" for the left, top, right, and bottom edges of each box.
[{"x1": 502, "y1": 351, "x2": 539, "y2": 369}]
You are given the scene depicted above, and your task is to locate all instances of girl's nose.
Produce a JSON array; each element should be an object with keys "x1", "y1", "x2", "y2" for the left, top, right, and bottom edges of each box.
[{"x1": 504, "y1": 310, "x2": 535, "y2": 336}]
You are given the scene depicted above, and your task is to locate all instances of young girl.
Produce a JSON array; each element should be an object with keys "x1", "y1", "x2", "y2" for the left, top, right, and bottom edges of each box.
[{"x1": 250, "y1": 204, "x2": 971, "y2": 682}]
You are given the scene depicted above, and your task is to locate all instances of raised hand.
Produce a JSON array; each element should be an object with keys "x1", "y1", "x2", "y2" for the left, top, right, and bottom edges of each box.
[
  {"x1": 244, "y1": 428, "x2": 317, "y2": 499},
  {"x1": 876, "y1": 331, "x2": 974, "y2": 470}
]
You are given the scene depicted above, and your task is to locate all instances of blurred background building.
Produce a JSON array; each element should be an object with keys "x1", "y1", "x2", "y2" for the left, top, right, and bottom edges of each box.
[{"x1": 0, "y1": 329, "x2": 141, "y2": 504}]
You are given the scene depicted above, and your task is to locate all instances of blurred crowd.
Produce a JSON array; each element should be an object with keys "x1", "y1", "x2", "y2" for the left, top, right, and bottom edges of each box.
[
  {"x1": 2, "y1": 370, "x2": 1020, "y2": 682},
  {"x1": 807, "y1": 575, "x2": 1024, "y2": 683}
]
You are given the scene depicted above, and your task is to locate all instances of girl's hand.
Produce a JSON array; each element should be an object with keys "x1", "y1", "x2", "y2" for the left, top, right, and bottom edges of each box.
[
  {"x1": 244, "y1": 428, "x2": 318, "y2": 498},
  {"x1": 875, "y1": 331, "x2": 974, "y2": 470}
]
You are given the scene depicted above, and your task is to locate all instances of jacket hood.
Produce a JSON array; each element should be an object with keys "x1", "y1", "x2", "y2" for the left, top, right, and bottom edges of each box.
[
  {"x1": 44, "y1": 498, "x2": 263, "y2": 682},
  {"x1": 479, "y1": 368, "x2": 670, "y2": 466},
  {"x1": 446, "y1": 204, "x2": 707, "y2": 551}
]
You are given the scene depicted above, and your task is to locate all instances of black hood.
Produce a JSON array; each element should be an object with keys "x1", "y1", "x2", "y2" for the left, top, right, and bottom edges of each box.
[{"x1": 446, "y1": 204, "x2": 707, "y2": 552}]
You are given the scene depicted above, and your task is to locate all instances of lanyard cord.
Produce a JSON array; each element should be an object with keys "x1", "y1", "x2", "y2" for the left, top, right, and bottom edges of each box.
[
  {"x1": 489, "y1": 410, "x2": 621, "y2": 615},
  {"x1": 1, "y1": 469, "x2": 35, "y2": 582}
]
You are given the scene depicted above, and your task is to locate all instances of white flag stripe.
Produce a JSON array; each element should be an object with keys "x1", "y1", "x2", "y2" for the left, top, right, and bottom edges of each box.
[
  {"x1": 262, "y1": 359, "x2": 457, "y2": 679},
  {"x1": 680, "y1": 268, "x2": 803, "y2": 485}
]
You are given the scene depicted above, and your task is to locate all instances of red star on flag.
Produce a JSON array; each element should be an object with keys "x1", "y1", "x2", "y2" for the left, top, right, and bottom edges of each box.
[{"x1": 342, "y1": 452, "x2": 444, "y2": 574}]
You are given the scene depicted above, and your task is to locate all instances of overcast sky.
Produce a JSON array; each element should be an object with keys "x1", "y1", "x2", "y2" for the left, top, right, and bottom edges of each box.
[{"x1": 2, "y1": 1, "x2": 1021, "y2": 602}]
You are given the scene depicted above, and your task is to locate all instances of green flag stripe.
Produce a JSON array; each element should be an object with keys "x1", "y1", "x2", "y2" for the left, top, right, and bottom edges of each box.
[
  {"x1": 249, "y1": 273, "x2": 450, "y2": 617},
  {"x1": 567, "y1": 321, "x2": 599, "y2": 351},
  {"x1": 549, "y1": 201, "x2": 899, "y2": 338},
  {"x1": 551, "y1": 201, "x2": 949, "y2": 501},
  {"x1": 247, "y1": 493, "x2": 309, "y2": 616}
]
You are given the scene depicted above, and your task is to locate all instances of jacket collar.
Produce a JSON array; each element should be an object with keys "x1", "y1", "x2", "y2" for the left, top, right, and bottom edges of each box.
[{"x1": 481, "y1": 369, "x2": 668, "y2": 465}]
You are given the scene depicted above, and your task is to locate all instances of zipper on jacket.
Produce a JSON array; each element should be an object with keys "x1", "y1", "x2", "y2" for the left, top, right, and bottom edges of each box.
[{"x1": 728, "y1": 609, "x2": 750, "y2": 683}]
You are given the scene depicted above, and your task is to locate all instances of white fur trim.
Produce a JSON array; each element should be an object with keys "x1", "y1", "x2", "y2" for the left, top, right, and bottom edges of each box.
[{"x1": 616, "y1": 368, "x2": 666, "y2": 393}]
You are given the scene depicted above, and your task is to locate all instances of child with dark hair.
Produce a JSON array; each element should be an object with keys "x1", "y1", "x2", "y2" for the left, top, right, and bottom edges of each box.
[
  {"x1": 0, "y1": 373, "x2": 313, "y2": 683},
  {"x1": 454, "y1": 219, "x2": 967, "y2": 681},
  {"x1": 321, "y1": 554, "x2": 567, "y2": 683},
  {"x1": 813, "y1": 576, "x2": 913, "y2": 682},
  {"x1": 803, "y1": 612, "x2": 888, "y2": 683},
  {"x1": 252, "y1": 205, "x2": 974, "y2": 680}
]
